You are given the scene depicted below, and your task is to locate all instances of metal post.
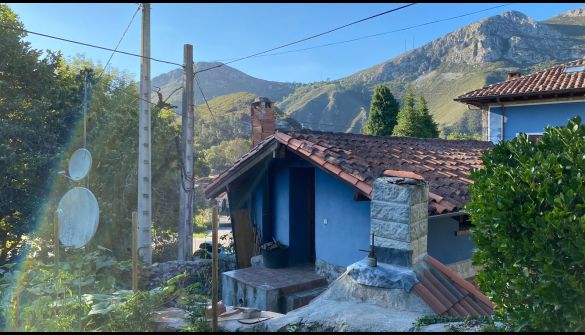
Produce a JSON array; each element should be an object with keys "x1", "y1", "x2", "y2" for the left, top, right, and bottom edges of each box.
[
  {"x1": 132, "y1": 211, "x2": 139, "y2": 292},
  {"x1": 179, "y1": 44, "x2": 194, "y2": 261},
  {"x1": 137, "y1": 2, "x2": 152, "y2": 265},
  {"x1": 212, "y1": 204, "x2": 219, "y2": 332}
]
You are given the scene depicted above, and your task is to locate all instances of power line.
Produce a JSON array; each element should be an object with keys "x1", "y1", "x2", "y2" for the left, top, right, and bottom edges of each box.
[
  {"x1": 215, "y1": 3, "x2": 514, "y2": 62},
  {"x1": 194, "y1": 3, "x2": 416, "y2": 75},
  {"x1": 0, "y1": 23, "x2": 183, "y2": 68},
  {"x1": 194, "y1": 76, "x2": 216, "y2": 122},
  {"x1": 96, "y1": 4, "x2": 141, "y2": 81}
]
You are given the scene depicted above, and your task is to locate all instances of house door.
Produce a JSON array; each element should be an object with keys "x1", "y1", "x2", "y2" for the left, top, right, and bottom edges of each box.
[{"x1": 289, "y1": 168, "x2": 316, "y2": 265}]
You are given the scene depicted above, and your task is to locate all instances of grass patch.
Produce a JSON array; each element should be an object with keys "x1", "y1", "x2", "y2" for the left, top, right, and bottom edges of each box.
[{"x1": 413, "y1": 315, "x2": 495, "y2": 331}]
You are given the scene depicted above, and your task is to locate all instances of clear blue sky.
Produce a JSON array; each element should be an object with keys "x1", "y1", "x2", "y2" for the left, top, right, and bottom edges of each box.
[{"x1": 8, "y1": 3, "x2": 585, "y2": 83}]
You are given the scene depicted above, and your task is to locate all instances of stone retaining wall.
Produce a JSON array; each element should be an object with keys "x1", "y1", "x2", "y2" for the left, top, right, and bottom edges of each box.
[{"x1": 143, "y1": 255, "x2": 236, "y2": 290}]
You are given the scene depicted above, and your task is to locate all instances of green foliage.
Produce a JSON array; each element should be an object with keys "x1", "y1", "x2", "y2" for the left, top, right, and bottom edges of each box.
[
  {"x1": 0, "y1": 3, "x2": 185, "y2": 262},
  {"x1": 445, "y1": 133, "x2": 482, "y2": 140},
  {"x1": 152, "y1": 228, "x2": 178, "y2": 263},
  {"x1": 443, "y1": 109, "x2": 482, "y2": 138},
  {"x1": 204, "y1": 138, "x2": 251, "y2": 174},
  {"x1": 392, "y1": 89, "x2": 439, "y2": 138},
  {"x1": 416, "y1": 96, "x2": 439, "y2": 138},
  {"x1": 0, "y1": 246, "x2": 195, "y2": 332},
  {"x1": 0, "y1": 5, "x2": 83, "y2": 263},
  {"x1": 194, "y1": 208, "x2": 212, "y2": 234},
  {"x1": 412, "y1": 315, "x2": 493, "y2": 331},
  {"x1": 180, "y1": 282, "x2": 211, "y2": 332},
  {"x1": 466, "y1": 116, "x2": 585, "y2": 332},
  {"x1": 362, "y1": 84, "x2": 400, "y2": 136}
]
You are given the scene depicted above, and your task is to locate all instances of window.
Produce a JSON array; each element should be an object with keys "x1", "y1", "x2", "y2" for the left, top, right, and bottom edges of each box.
[
  {"x1": 563, "y1": 65, "x2": 585, "y2": 73},
  {"x1": 517, "y1": 132, "x2": 543, "y2": 143},
  {"x1": 454, "y1": 215, "x2": 473, "y2": 237}
]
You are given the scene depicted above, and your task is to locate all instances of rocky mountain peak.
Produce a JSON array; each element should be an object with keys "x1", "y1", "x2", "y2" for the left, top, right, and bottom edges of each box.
[{"x1": 556, "y1": 7, "x2": 585, "y2": 18}]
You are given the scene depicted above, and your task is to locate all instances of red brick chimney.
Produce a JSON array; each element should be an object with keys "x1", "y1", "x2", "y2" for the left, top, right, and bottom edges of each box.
[
  {"x1": 507, "y1": 71, "x2": 521, "y2": 80},
  {"x1": 251, "y1": 97, "x2": 276, "y2": 147}
]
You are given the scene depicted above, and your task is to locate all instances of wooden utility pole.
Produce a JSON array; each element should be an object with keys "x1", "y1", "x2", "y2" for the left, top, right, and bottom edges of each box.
[
  {"x1": 179, "y1": 44, "x2": 194, "y2": 261},
  {"x1": 211, "y1": 204, "x2": 219, "y2": 332},
  {"x1": 137, "y1": 3, "x2": 152, "y2": 265}
]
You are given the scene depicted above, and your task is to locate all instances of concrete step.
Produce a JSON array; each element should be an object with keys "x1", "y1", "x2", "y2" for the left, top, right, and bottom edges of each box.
[{"x1": 284, "y1": 286, "x2": 328, "y2": 313}]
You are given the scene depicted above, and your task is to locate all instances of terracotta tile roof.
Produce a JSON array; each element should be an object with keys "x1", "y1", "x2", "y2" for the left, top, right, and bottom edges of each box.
[
  {"x1": 455, "y1": 58, "x2": 585, "y2": 105},
  {"x1": 205, "y1": 130, "x2": 492, "y2": 215},
  {"x1": 413, "y1": 255, "x2": 493, "y2": 317}
]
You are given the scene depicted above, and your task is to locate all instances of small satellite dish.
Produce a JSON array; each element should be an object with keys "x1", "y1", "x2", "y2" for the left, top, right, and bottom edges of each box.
[
  {"x1": 68, "y1": 148, "x2": 92, "y2": 181},
  {"x1": 57, "y1": 187, "x2": 99, "y2": 248}
]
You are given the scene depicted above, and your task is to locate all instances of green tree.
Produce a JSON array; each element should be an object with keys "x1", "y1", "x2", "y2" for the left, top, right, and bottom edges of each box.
[
  {"x1": 392, "y1": 89, "x2": 418, "y2": 137},
  {"x1": 392, "y1": 90, "x2": 439, "y2": 138},
  {"x1": 417, "y1": 96, "x2": 439, "y2": 138},
  {"x1": 466, "y1": 116, "x2": 585, "y2": 331},
  {"x1": 204, "y1": 138, "x2": 251, "y2": 174},
  {"x1": 0, "y1": 4, "x2": 83, "y2": 263},
  {"x1": 362, "y1": 84, "x2": 399, "y2": 136}
]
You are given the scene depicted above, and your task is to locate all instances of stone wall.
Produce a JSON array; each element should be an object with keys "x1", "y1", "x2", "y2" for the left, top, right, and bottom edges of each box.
[
  {"x1": 316, "y1": 259, "x2": 347, "y2": 283},
  {"x1": 143, "y1": 255, "x2": 236, "y2": 290},
  {"x1": 370, "y1": 177, "x2": 429, "y2": 267}
]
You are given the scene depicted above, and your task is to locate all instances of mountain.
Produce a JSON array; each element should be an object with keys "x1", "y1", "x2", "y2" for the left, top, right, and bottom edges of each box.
[
  {"x1": 152, "y1": 61, "x2": 298, "y2": 115},
  {"x1": 279, "y1": 10, "x2": 585, "y2": 133},
  {"x1": 152, "y1": 8, "x2": 585, "y2": 134}
]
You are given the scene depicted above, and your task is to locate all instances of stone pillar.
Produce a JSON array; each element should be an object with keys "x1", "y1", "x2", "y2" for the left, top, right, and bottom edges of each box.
[
  {"x1": 370, "y1": 177, "x2": 428, "y2": 267},
  {"x1": 251, "y1": 97, "x2": 276, "y2": 147}
]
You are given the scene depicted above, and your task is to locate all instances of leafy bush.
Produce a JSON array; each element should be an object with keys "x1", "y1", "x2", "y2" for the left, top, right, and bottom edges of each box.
[
  {"x1": 466, "y1": 116, "x2": 585, "y2": 331},
  {"x1": 152, "y1": 228, "x2": 178, "y2": 263},
  {"x1": 194, "y1": 208, "x2": 212, "y2": 234}
]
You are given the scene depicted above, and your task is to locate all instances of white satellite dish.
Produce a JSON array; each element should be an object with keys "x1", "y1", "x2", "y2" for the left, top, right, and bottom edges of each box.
[
  {"x1": 68, "y1": 148, "x2": 92, "y2": 181},
  {"x1": 57, "y1": 187, "x2": 99, "y2": 248}
]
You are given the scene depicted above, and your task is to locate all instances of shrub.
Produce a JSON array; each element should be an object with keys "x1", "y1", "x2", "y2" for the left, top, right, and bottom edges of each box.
[{"x1": 466, "y1": 116, "x2": 585, "y2": 331}]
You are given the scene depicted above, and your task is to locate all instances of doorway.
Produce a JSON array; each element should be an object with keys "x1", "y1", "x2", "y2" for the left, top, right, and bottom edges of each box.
[{"x1": 289, "y1": 168, "x2": 316, "y2": 265}]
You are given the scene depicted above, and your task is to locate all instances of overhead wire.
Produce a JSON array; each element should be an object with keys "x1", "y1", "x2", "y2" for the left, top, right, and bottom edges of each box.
[
  {"x1": 194, "y1": 3, "x2": 416, "y2": 75},
  {"x1": 215, "y1": 3, "x2": 515, "y2": 61},
  {"x1": 0, "y1": 23, "x2": 183, "y2": 67},
  {"x1": 194, "y1": 76, "x2": 216, "y2": 122},
  {"x1": 96, "y1": 4, "x2": 141, "y2": 81}
]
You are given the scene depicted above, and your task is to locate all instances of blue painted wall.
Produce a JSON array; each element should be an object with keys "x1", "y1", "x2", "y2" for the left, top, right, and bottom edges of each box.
[
  {"x1": 489, "y1": 101, "x2": 585, "y2": 143},
  {"x1": 314, "y1": 169, "x2": 371, "y2": 267},
  {"x1": 427, "y1": 217, "x2": 473, "y2": 264},
  {"x1": 272, "y1": 165, "x2": 290, "y2": 245},
  {"x1": 270, "y1": 156, "x2": 312, "y2": 249}
]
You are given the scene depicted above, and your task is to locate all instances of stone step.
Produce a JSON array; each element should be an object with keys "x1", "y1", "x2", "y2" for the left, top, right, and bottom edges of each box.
[{"x1": 284, "y1": 286, "x2": 328, "y2": 313}]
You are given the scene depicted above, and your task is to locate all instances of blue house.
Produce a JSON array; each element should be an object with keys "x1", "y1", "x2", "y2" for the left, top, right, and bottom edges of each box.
[
  {"x1": 455, "y1": 58, "x2": 585, "y2": 143},
  {"x1": 205, "y1": 98, "x2": 492, "y2": 279},
  {"x1": 204, "y1": 97, "x2": 494, "y2": 315}
]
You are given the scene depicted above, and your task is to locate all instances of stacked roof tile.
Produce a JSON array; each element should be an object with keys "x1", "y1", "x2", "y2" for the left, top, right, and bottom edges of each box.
[
  {"x1": 455, "y1": 58, "x2": 585, "y2": 105},
  {"x1": 205, "y1": 130, "x2": 492, "y2": 215},
  {"x1": 413, "y1": 255, "x2": 493, "y2": 316}
]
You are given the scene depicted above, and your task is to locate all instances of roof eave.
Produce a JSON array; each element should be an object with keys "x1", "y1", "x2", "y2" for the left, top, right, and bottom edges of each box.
[
  {"x1": 455, "y1": 88, "x2": 585, "y2": 106},
  {"x1": 204, "y1": 140, "x2": 279, "y2": 199}
]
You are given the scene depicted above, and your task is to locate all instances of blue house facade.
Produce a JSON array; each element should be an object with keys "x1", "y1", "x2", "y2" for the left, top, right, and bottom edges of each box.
[
  {"x1": 205, "y1": 98, "x2": 491, "y2": 281},
  {"x1": 456, "y1": 59, "x2": 585, "y2": 143}
]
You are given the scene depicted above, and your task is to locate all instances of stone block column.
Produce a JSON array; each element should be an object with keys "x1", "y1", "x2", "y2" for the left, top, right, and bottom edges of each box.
[{"x1": 370, "y1": 177, "x2": 428, "y2": 267}]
